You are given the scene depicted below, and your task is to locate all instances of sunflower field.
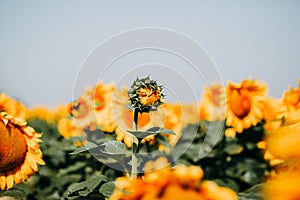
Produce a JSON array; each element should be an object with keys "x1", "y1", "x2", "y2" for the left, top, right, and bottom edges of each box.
[{"x1": 0, "y1": 77, "x2": 300, "y2": 200}]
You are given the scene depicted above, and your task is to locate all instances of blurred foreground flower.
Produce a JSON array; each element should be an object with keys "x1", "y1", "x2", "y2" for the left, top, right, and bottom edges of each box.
[
  {"x1": 0, "y1": 112, "x2": 45, "y2": 190},
  {"x1": 226, "y1": 79, "x2": 266, "y2": 134},
  {"x1": 265, "y1": 122, "x2": 300, "y2": 200},
  {"x1": 110, "y1": 157, "x2": 238, "y2": 200}
]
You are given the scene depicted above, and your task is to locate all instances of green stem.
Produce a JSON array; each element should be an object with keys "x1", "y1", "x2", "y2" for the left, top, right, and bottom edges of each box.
[
  {"x1": 131, "y1": 109, "x2": 139, "y2": 179},
  {"x1": 133, "y1": 109, "x2": 139, "y2": 131}
]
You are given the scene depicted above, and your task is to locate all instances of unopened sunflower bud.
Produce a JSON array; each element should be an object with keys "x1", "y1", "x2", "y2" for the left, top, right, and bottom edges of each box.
[{"x1": 128, "y1": 77, "x2": 164, "y2": 113}]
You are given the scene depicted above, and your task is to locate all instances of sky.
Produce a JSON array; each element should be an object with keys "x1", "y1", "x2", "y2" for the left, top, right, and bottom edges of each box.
[{"x1": 1, "y1": 1, "x2": 300, "y2": 108}]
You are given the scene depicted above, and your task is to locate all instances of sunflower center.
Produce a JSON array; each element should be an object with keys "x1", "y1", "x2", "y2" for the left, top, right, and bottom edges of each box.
[
  {"x1": 126, "y1": 110, "x2": 151, "y2": 128},
  {"x1": 71, "y1": 99, "x2": 90, "y2": 119},
  {"x1": 230, "y1": 90, "x2": 251, "y2": 119},
  {"x1": 0, "y1": 121, "x2": 27, "y2": 173},
  {"x1": 138, "y1": 87, "x2": 160, "y2": 106}
]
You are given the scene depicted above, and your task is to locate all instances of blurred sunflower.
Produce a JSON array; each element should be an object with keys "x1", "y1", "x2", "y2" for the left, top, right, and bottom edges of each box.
[
  {"x1": 70, "y1": 93, "x2": 95, "y2": 128},
  {"x1": 0, "y1": 112, "x2": 45, "y2": 190},
  {"x1": 0, "y1": 93, "x2": 27, "y2": 118},
  {"x1": 57, "y1": 117, "x2": 81, "y2": 139},
  {"x1": 109, "y1": 157, "x2": 238, "y2": 200},
  {"x1": 267, "y1": 121, "x2": 300, "y2": 160},
  {"x1": 226, "y1": 79, "x2": 266, "y2": 134},
  {"x1": 93, "y1": 82, "x2": 116, "y2": 132},
  {"x1": 264, "y1": 168, "x2": 300, "y2": 200},
  {"x1": 162, "y1": 103, "x2": 199, "y2": 129},
  {"x1": 282, "y1": 80, "x2": 300, "y2": 111},
  {"x1": 265, "y1": 121, "x2": 300, "y2": 200},
  {"x1": 199, "y1": 83, "x2": 226, "y2": 121},
  {"x1": 26, "y1": 106, "x2": 57, "y2": 124},
  {"x1": 280, "y1": 81, "x2": 300, "y2": 126}
]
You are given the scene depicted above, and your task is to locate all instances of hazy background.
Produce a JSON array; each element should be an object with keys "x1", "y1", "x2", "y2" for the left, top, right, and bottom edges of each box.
[{"x1": 1, "y1": 1, "x2": 300, "y2": 108}]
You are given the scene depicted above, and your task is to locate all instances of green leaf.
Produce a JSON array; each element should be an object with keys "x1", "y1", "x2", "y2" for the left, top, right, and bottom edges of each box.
[
  {"x1": 128, "y1": 127, "x2": 175, "y2": 139},
  {"x1": 67, "y1": 175, "x2": 107, "y2": 197},
  {"x1": 101, "y1": 140, "x2": 131, "y2": 155},
  {"x1": 69, "y1": 142, "x2": 98, "y2": 155},
  {"x1": 238, "y1": 184, "x2": 264, "y2": 200},
  {"x1": 147, "y1": 127, "x2": 176, "y2": 135},
  {"x1": 156, "y1": 134, "x2": 173, "y2": 150},
  {"x1": 99, "y1": 182, "x2": 115, "y2": 197},
  {"x1": 0, "y1": 188, "x2": 27, "y2": 199},
  {"x1": 224, "y1": 144, "x2": 244, "y2": 155}
]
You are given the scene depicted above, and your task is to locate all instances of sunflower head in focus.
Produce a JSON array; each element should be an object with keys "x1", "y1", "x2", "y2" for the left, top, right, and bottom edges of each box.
[
  {"x1": 0, "y1": 112, "x2": 45, "y2": 190},
  {"x1": 128, "y1": 77, "x2": 164, "y2": 113},
  {"x1": 113, "y1": 87, "x2": 165, "y2": 148},
  {"x1": 226, "y1": 79, "x2": 266, "y2": 134}
]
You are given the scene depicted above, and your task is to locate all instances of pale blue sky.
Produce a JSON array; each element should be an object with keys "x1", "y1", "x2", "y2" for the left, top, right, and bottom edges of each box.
[{"x1": 1, "y1": 1, "x2": 300, "y2": 107}]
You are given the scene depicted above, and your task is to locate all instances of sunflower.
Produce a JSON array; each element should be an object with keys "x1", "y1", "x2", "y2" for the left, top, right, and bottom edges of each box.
[
  {"x1": 226, "y1": 79, "x2": 266, "y2": 134},
  {"x1": 93, "y1": 82, "x2": 116, "y2": 132},
  {"x1": 57, "y1": 117, "x2": 81, "y2": 139},
  {"x1": 264, "y1": 120, "x2": 300, "y2": 200},
  {"x1": 267, "y1": 121, "x2": 300, "y2": 160},
  {"x1": 26, "y1": 106, "x2": 57, "y2": 124},
  {"x1": 162, "y1": 103, "x2": 199, "y2": 129},
  {"x1": 0, "y1": 112, "x2": 45, "y2": 190},
  {"x1": 26, "y1": 105, "x2": 69, "y2": 124},
  {"x1": 0, "y1": 93, "x2": 27, "y2": 119},
  {"x1": 128, "y1": 77, "x2": 164, "y2": 113},
  {"x1": 112, "y1": 87, "x2": 165, "y2": 148},
  {"x1": 70, "y1": 92, "x2": 95, "y2": 128},
  {"x1": 282, "y1": 80, "x2": 300, "y2": 111},
  {"x1": 199, "y1": 83, "x2": 226, "y2": 121},
  {"x1": 113, "y1": 87, "x2": 181, "y2": 148},
  {"x1": 109, "y1": 157, "x2": 238, "y2": 200}
]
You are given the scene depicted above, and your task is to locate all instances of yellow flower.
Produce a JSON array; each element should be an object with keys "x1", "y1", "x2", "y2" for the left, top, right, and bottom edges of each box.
[
  {"x1": 226, "y1": 79, "x2": 266, "y2": 134},
  {"x1": 261, "y1": 97, "x2": 285, "y2": 131},
  {"x1": 264, "y1": 168, "x2": 300, "y2": 200},
  {"x1": 57, "y1": 117, "x2": 80, "y2": 139},
  {"x1": 0, "y1": 112, "x2": 45, "y2": 190},
  {"x1": 162, "y1": 103, "x2": 199, "y2": 130},
  {"x1": 110, "y1": 157, "x2": 238, "y2": 200},
  {"x1": 54, "y1": 104, "x2": 70, "y2": 121},
  {"x1": 93, "y1": 82, "x2": 116, "y2": 132},
  {"x1": 200, "y1": 180, "x2": 238, "y2": 200},
  {"x1": 0, "y1": 93, "x2": 26, "y2": 119},
  {"x1": 26, "y1": 106, "x2": 57, "y2": 124},
  {"x1": 282, "y1": 80, "x2": 300, "y2": 111},
  {"x1": 138, "y1": 87, "x2": 161, "y2": 107},
  {"x1": 199, "y1": 83, "x2": 226, "y2": 121},
  {"x1": 70, "y1": 93, "x2": 95, "y2": 128},
  {"x1": 267, "y1": 122, "x2": 300, "y2": 160}
]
